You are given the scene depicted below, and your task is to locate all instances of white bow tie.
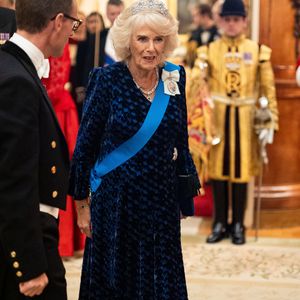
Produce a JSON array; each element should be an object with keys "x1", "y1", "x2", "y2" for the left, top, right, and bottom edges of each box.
[{"x1": 37, "y1": 59, "x2": 50, "y2": 79}]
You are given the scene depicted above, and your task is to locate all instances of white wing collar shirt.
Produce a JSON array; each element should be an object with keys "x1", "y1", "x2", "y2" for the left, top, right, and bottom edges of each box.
[
  {"x1": 10, "y1": 33, "x2": 59, "y2": 218},
  {"x1": 10, "y1": 33, "x2": 50, "y2": 79}
]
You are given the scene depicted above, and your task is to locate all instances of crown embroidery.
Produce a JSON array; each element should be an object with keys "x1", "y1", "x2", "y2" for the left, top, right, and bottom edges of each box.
[{"x1": 131, "y1": 0, "x2": 168, "y2": 16}]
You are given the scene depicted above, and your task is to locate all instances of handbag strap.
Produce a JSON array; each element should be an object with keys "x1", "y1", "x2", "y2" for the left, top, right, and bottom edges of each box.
[{"x1": 90, "y1": 61, "x2": 180, "y2": 192}]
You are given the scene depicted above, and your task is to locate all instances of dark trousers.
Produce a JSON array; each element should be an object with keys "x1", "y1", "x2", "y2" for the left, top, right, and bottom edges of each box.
[
  {"x1": 212, "y1": 180, "x2": 247, "y2": 226},
  {"x1": 0, "y1": 212, "x2": 67, "y2": 300},
  {"x1": 211, "y1": 180, "x2": 228, "y2": 225}
]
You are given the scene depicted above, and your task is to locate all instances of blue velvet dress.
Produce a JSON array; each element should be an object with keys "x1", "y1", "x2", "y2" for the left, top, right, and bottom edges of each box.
[{"x1": 69, "y1": 62, "x2": 198, "y2": 299}]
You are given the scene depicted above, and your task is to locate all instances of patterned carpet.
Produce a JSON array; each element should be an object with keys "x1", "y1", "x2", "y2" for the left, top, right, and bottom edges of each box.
[
  {"x1": 182, "y1": 236, "x2": 300, "y2": 300},
  {"x1": 64, "y1": 223, "x2": 300, "y2": 300}
]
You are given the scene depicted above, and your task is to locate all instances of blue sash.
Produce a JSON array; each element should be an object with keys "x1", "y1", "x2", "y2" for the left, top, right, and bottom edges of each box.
[
  {"x1": 104, "y1": 54, "x2": 115, "y2": 66},
  {"x1": 90, "y1": 62, "x2": 180, "y2": 193}
]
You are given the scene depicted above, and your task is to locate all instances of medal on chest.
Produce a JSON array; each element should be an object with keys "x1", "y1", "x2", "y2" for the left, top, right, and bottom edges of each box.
[
  {"x1": 224, "y1": 51, "x2": 242, "y2": 71},
  {"x1": 167, "y1": 80, "x2": 177, "y2": 94},
  {"x1": 243, "y1": 52, "x2": 253, "y2": 65},
  {"x1": 0, "y1": 33, "x2": 10, "y2": 45},
  {"x1": 162, "y1": 69, "x2": 180, "y2": 96}
]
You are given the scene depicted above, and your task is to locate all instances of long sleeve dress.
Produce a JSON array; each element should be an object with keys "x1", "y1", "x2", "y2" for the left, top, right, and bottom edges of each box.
[{"x1": 69, "y1": 62, "x2": 199, "y2": 299}]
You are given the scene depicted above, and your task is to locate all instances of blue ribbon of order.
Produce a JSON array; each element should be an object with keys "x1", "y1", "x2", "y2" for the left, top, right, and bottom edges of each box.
[{"x1": 89, "y1": 62, "x2": 180, "y2": 193}]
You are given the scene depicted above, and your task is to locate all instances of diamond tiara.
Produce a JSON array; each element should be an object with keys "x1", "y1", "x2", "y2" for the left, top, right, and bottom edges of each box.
[{"x1": 131, "y1": 0, "x2": 168, "y2": 17}]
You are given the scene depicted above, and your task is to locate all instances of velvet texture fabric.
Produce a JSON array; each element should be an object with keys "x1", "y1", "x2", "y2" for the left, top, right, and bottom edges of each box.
[{"x1": 69, "y1": 62, "x2": 199, "y2": 299}]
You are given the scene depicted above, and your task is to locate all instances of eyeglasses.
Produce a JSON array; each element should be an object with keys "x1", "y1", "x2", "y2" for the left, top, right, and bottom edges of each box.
[{"x1": 50, "y1": 13, "x2": 82, "y2": 33}]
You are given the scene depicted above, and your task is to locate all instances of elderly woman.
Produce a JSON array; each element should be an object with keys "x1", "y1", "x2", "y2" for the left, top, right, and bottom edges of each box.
[{"x1": 69, "y1": 0, "x2": 200, "y2": 299}]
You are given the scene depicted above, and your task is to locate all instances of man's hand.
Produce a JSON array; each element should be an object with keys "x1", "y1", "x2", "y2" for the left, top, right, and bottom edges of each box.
[{"x1": 19, "y1": 273, "x2": 48, "y2": 297}]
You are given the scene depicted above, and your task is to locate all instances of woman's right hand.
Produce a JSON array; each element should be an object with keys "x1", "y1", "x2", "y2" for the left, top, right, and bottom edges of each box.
[{"x1": 75, "y1": 199, "x2": 92, "y2": 238}]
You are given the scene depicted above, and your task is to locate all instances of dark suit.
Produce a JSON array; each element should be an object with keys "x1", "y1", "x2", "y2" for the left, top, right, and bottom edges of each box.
[
  {"x1": 189, "y1": 25, "x2": 219, "y2": 47},
  {"x1": 0, "y1": 7, "x2": 16, "y2": 43},
  {"x1": 0, "y1": 41, "x2": 69, "y2": 299},
  {"x1": 75, "y1": 29, "x2": 109, "y2": 87},
  {"x1": 74, "y1": 28, "x2": 109, "y2": 119}
]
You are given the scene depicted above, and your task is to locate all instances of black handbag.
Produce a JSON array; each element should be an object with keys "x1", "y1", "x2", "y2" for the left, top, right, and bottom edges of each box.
[{"x1": 177, "y1": 174, "x2": 201, "y2": 216}]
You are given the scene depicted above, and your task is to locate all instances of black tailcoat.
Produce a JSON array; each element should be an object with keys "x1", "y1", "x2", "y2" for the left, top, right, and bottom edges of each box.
[{"x1": 0, "y1": 41, "x2": 69, "y2": 291}]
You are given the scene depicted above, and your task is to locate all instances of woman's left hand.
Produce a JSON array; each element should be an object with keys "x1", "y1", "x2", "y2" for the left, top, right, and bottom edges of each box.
[{"x1": 75, "y1": 199, "x2": 92, "y2": 238}]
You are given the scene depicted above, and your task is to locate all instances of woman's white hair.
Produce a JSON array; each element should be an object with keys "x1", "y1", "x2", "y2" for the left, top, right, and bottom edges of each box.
[{"x1": 110, "y1": 0, "x2": 179, "y2": 63}]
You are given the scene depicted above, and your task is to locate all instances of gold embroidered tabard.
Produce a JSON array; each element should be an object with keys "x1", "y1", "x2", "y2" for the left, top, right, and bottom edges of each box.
[{"x1": 189, "y1": 35, "x2": 278, "y2": 183}]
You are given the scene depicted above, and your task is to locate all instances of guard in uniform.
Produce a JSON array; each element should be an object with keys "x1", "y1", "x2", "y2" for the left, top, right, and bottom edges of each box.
[{"x1": 189, "y1": 0, "x2": 278, "y2": 244}]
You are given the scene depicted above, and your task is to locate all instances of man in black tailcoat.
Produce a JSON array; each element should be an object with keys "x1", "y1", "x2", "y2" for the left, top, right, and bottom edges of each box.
[{"x1": 0, "y1": 0, "x2": 81, "y2": 299}]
